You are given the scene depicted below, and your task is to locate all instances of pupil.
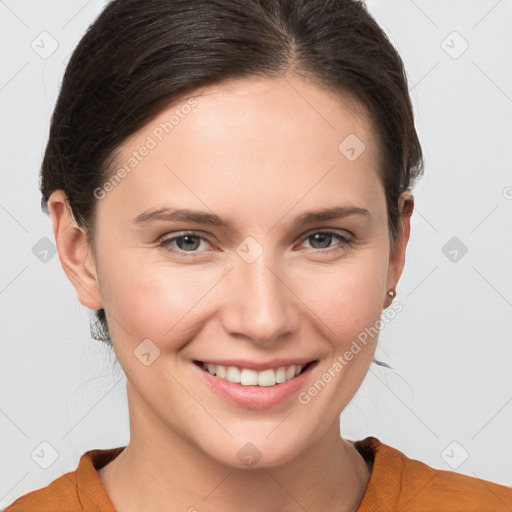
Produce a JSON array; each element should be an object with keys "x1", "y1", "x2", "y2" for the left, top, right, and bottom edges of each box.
[
  {"x1": 312, "y1": 233, "x2": 331, "y2": 249},
  {"x1": 179, "y1": 235, "x2": 199, "y2": 251}
]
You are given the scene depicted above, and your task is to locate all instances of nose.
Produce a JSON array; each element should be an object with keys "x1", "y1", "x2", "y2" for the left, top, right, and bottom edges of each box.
[{"x1": 220, "y1": 253, "x2": 299, "y2": 346}]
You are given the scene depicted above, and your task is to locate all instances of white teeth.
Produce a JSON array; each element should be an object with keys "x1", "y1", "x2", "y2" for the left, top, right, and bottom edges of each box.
[
  {"x1": 257, "y1": 369, "x2": 276, "y2": 387},
  {"x1": 275, "y1": 367, "x2": 286, "y2": 383},
  {"x1": 285, "y1": 365, "x2": 296, "y2": 380},
  {"x1": 240, "y1": 368, "x2": 258, "y2": 385},
  {"x1": 216, "y1": 365, "x2": 226, "y2": 379},
  {"x1": 201, "y1": 362, "x2": 307, "y2": 386},
  {"x1": 226, "y1": 366, "x2": 240, "y2": 382}
]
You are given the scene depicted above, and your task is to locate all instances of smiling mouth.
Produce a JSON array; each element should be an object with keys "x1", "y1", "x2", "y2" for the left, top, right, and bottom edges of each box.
[{"x1": 193, "y1": 360, "x2": 317, "y2": 387}]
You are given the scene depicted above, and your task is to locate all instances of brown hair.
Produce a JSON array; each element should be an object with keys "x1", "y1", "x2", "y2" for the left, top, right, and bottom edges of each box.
[{"x1": 40, "y1": 0, "x2": 424, "y2": 348}]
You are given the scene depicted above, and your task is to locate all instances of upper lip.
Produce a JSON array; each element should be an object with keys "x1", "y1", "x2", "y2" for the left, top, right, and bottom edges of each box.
[{"x1": 194, "y1": 358, "x2": 317, "y2": 372}]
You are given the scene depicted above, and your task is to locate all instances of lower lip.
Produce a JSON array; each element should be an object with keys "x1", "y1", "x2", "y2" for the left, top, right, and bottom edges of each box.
[{"x1": 192, "y1": 361, "x2": 318, "y2": 410}]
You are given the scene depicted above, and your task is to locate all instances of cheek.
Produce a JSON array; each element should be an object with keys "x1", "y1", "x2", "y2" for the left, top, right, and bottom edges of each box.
[
  {"x1": 292, "y1": 247, "x2": 388, "y2": 345},
  {"x1": 97, "y1": 247, "x2": 225, "y2": 346}
]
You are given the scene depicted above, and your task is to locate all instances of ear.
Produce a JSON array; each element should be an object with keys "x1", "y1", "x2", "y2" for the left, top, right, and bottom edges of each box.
[
  {"x1": 383, "y1": 190, "x2": 414, "y2": 309},
  {"x1": 47, "y1": 190, "x2": 103, "y2": 311}
]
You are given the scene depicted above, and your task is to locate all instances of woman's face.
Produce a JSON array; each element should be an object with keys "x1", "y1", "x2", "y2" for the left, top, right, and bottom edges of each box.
[{"x1": 53, "y1": 74, "x2": 410, "y2": 467}]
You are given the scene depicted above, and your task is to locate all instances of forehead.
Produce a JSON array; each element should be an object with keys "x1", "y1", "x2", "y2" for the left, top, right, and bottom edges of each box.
[
  {"x1": 172, "y1": 74, "x2": 377, "y2": 160},
  {"x1": 102, "y1": 74, "x2": 384, "y2": 228}
]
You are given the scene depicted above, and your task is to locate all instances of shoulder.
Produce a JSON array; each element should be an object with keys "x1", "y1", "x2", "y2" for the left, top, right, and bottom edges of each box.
[
  {"x1": 3, "y1": 465, "x2": 82, "y2": 512},
  {"x1": 397, "y1": 451, "x2": 512, "y2": 511},
  {"x1": 3, "y1": 447, "x2": 124, "y2": 512},
  {"x1": 353, "y1": 436, "x2": 512, "y2": 512}
]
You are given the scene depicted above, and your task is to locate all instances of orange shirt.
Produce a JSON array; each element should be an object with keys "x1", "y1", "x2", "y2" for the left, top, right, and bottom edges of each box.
[{"x1": 4, "y1": 436, "x2": 512, "y2": 511}]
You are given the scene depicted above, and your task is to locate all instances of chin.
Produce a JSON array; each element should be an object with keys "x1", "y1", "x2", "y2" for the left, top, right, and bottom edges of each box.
[{"x1": 200, "y1": 431, "x2": 309, "y2": 470}]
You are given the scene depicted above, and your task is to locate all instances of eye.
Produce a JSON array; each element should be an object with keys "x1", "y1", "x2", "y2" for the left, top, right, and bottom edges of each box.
[
  {"x1": 157, "y1": 229, "x2": 352, "y2": 257},
  {"x1": 298, "y1": 230, "x2": 351, "y2": 252},
  {"x1": 158, "y1": 232, "x2": 213, "y2": 257}
]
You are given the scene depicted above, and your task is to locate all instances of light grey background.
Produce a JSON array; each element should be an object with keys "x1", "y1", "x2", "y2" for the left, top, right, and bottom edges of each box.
[{"x1": 1, "y1": 0, "x2": 511, "y2": 508}]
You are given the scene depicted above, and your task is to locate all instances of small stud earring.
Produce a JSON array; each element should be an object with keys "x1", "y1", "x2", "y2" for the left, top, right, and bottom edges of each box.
[{"x1": 387, "y1": 287, "x2": 397, "y2": 299}]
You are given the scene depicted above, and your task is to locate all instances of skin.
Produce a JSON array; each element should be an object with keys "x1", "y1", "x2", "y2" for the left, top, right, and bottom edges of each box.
[{"x1": 48, "y1": 73, "x2": 413, "y2": 512}]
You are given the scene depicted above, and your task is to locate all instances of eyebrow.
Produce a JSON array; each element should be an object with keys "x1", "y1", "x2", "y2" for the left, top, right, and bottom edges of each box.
[{"x1": 132, "y1": 205, "x2": 370, "y2": 231}]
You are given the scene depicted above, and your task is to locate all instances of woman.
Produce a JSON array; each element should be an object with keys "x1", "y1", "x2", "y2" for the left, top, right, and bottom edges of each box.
[{"x1": 5, "y1": 0, "x2": 511, "y2": 510}]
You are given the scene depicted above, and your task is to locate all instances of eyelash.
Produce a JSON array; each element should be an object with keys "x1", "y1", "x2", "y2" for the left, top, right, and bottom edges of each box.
[{"x1": 157, "y1": 230, "x2": 352, "y2": 257}]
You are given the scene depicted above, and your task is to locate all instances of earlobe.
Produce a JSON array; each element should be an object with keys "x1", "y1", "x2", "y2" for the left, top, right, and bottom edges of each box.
[{"x1": 47, "y1": 190, "x2": 103, "y2": 311}]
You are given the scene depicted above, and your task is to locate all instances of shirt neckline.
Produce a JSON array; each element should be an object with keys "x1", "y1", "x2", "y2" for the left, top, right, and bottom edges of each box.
[{"x1": 77, "y1": 436, "x2": 386, "y2": 511}]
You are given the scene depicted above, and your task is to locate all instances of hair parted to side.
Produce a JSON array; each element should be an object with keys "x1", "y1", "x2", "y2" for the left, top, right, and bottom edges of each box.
[{"x1": 40, "y1": 0, "x2": 424, "y2": 346}]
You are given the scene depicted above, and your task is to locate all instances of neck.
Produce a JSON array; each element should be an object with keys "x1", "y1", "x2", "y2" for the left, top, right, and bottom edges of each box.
[{"x1": 98, "y1": 383, "x2": 372, "y2": 512}]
